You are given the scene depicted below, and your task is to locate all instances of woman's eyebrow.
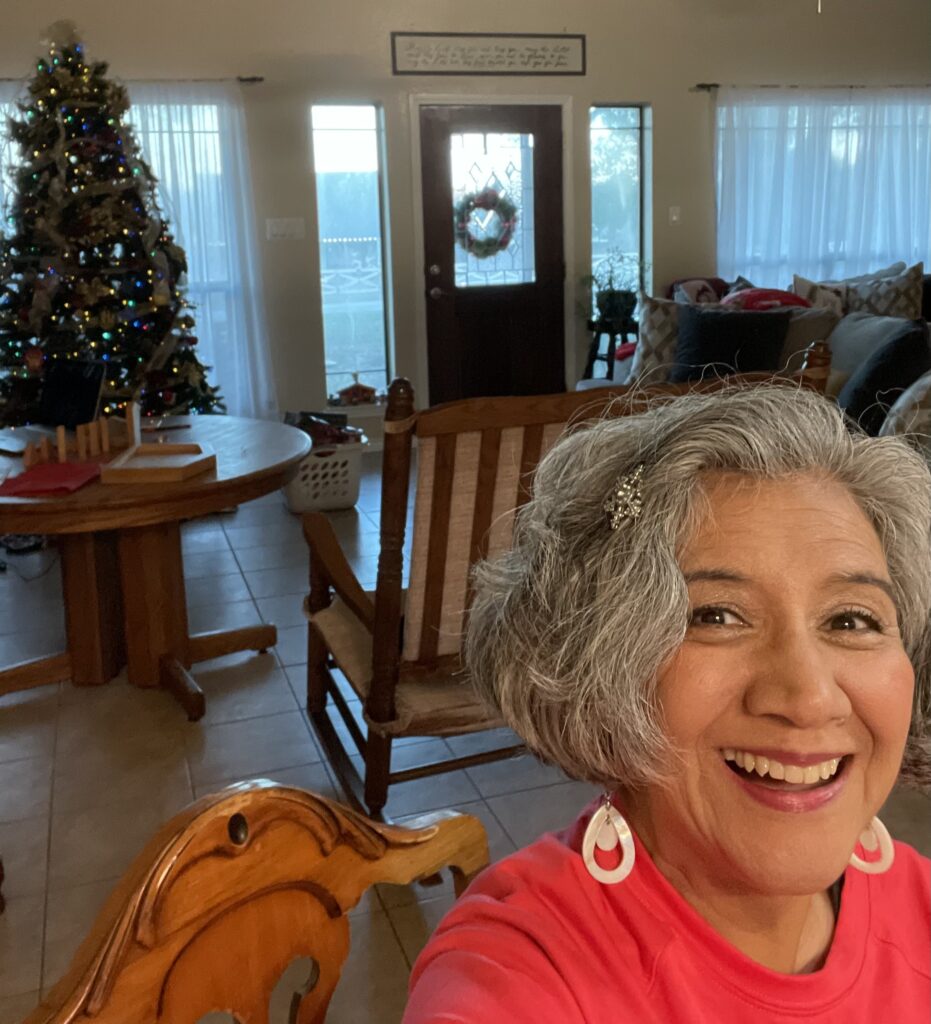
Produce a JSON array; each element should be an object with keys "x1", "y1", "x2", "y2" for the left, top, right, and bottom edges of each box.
[
  {"x1": 825, "y1": 571, "x2": 898, "y2": 606},
  {"x1": 682, "y1": 569, "x2": 749, "y2": 585}
]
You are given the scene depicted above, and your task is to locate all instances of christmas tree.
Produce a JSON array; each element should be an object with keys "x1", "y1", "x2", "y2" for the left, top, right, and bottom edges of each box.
[{"x1": 0, "y1": 22, "x2": 223, "y2": 422}]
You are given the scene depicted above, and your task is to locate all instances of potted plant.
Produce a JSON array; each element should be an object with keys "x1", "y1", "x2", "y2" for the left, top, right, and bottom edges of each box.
[{"x1": 581, "y1": 251, "x2": 648, "y2": 324}]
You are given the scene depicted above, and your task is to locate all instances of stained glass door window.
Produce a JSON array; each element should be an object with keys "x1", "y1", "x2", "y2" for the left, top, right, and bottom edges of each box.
[{"x1": 451, "y1": 132, "x2": 535, "y2": 288}]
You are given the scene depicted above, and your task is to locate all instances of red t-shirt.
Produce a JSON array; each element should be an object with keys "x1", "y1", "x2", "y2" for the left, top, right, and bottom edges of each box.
[{"x1": 404, "y1": 801, "x2": 931, "y2": 1023}]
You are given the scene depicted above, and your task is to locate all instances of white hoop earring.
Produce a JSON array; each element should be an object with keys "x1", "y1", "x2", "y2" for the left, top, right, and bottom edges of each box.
[
  {"x1": 848, "y1": 816, "x2": 894, "y2": 875},
  {"x1": 582, "y1": 796, "x2": 636, "y2": 885}
]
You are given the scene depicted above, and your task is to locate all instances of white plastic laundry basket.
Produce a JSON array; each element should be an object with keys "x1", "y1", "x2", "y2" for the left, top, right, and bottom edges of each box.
[{"x1": 283, "y1": 442, "x2": 366, "y2": 513}]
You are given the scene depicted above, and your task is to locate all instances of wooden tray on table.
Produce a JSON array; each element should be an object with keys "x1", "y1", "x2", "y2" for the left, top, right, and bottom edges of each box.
[{"x1": 100, "y1": 441, "x2": 216, "y2": 484}]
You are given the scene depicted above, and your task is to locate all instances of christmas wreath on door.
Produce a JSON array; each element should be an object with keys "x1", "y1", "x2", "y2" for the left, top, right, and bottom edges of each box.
[{"x1": 453, "y1": 188, "x2": 518, "y2": 260}]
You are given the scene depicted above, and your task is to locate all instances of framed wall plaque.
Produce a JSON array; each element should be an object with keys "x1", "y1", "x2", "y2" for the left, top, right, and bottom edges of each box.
[{"x1": 391, "y1": 32, "x2": 586, "y2": 76}]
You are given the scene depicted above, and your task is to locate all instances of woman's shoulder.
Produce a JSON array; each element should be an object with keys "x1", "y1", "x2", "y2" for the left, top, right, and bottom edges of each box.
[
  {"x1": 876, "y1": 840, "x2": 930, "y2": 907},
  {"x1": 863, "y1": 840, "x2": 930, "y2": 979},
  {"x1": 403, "y1": 809, "x2": 676, "y2": 1023}
]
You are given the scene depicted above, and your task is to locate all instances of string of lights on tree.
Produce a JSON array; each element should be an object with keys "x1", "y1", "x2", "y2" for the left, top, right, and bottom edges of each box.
[{"x1": 0, "y1": 21, "x2": 223, "y2": 421}]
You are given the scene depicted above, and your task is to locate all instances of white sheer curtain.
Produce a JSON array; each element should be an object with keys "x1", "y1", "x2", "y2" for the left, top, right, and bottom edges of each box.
[
  {"x1": 716, "y1": 87, "x2": 931, "y2": 287},
  {"x1": 128, "y1": 82, "x2": 277, "y2": 418},
  {"x1": 0, "y1": 79, "x2": 22, "y2": 220}
]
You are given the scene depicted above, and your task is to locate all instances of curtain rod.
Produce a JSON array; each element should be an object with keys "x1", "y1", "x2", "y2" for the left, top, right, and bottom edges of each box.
[
  {"x1": 0, "y1": 75, "x2": 264, "y2": 84},
  {"x1": 693, "y1": 82, "x2": 930, "y2": 91}
]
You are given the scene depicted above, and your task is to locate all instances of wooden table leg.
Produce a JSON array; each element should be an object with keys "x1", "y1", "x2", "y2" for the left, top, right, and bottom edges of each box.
[
  {"x1": 60, "y1": 533, "x2": 124, "y2": 685},
  {"x1": 118, "y1": 522, "x2": 191, "y2": 689},
  {"x1": 161, "y1": 656, "x2": 206, "y2": 722},
  {"x1": 118, "y1": 521, "x2": 279, "y2": 721}
]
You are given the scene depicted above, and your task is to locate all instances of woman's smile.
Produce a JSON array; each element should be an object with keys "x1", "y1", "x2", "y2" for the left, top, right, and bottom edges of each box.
[{"x1": 718, "y1": 747, "x2": 853, "y2": 812}]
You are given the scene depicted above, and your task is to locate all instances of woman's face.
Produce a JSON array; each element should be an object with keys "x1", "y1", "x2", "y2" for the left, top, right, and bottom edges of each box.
[{"x1": 633, "y1": 472, "x2": 913, "y2": 896}]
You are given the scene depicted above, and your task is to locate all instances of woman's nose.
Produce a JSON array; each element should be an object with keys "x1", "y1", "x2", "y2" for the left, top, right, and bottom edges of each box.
[{"x1": 743, "y1": 627, "x2": 853, "y2": 729}]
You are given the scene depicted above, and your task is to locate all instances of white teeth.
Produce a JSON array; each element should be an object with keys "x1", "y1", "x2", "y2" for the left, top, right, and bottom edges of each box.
[{"x1": 723, "y1": 749, "x2": 844, "y2": 784}]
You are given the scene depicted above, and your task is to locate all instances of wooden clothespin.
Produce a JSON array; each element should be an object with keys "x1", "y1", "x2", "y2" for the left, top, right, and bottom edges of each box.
[
  {"x1": 98, "y1": 417, "x2": 110, "y2": 455},
  {"x1": 76, "y1": 424, "x2": 88, "y2": 461},
  {"x1": 87, "y1": 421, "x2": 100, "y2": 458},
  {"x1": 126, "y1": 402, "x2": 142, "y2": 447},
  {"x1": 23, "y1": 442, "x2": 37, "y2": 469},
  {"x1": 38, "y1": 437, "x2": 51, "y2": 464},
  {"x1": 56, "y1": 425, "x2": 67, "y2": 464}
]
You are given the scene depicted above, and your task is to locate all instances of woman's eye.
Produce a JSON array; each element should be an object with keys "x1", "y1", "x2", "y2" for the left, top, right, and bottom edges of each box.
[
  {"x1": 690, "y1": 606, "x2": 741, "y2": 627},
  {"x1": 829, "y1": 609, "x2": 883, "y2": 632}
]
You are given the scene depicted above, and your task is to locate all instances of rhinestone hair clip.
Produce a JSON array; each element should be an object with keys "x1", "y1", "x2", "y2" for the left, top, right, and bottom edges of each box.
[{"x1": 603, "y1": 463, "x2": 645, "y2": 530}]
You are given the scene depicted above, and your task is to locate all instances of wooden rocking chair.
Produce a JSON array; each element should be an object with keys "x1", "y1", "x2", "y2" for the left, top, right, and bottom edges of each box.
[
  {"x1": 22, "y1": 781, "x2": 487, "y2": 1023},
  {"x1": 303, "y1": 343, "x2": 832, "y2": 817}
]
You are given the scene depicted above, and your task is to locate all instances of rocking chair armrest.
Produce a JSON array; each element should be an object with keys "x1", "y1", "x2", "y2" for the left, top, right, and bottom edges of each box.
[{"x1": 302, "y1": 512, "x2": 375, "y2": 632}]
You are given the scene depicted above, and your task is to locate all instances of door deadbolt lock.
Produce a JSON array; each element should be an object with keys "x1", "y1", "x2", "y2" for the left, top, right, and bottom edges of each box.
[{"x1": 429, "y1": 264, "x2": 441, "y2": 276}]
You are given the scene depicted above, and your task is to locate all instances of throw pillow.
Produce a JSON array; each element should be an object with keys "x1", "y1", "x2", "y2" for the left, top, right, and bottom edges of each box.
[
  {"x1": 837, "y1": 320, "x2": 931, "y2": 436},
  {"x1": 831, "y1": 261, "x2": 907, "y2": 285},
  {"x1": 721, "y1": 288, "x2": 811, "y2": 311},
  {"x1": 779, "y1": 307, "x2": 841, "y2": 372},
  {"x1": 792, "y1": 275, "x2": 847, "y2": 315},
  {"x1": 628, "y1": 294, "x2": 679, "y2": 382},
  {"x1": 726, "y1": 275, "x2": 756, "y2": 295},
  {"x1": 846, "y1": 262, "x2": 924, "y2": 320},
  {"x1": 878, "y1": 368, "x2": 931, "y2": 440},
  {"x1": 673, "y1": 279, "x2": 720, "y2": 305},
  {"x1": 825, "y1": 311, "x2": 922, "y2": 397},
  {"x1": 668, "y1": 306, "x2": 792, "y2": 383}
]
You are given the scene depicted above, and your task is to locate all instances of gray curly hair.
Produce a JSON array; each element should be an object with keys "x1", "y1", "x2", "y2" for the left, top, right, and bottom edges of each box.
[{"x1": 465, "y1": 383, "x2": 931, "y2": 791}]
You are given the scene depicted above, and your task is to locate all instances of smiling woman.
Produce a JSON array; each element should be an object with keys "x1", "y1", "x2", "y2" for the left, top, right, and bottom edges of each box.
[{"x1": 404, "y1": 383, "x2": 931, "y2": 1023}]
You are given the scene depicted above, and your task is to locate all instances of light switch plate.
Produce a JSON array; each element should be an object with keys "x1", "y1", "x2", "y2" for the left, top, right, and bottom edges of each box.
[
  {"x1": 265, "y1": 217, "x2": 307, "y2": 241},
  {"x1": 668, "y1": 206, "x2": 681, "y2": 226}
]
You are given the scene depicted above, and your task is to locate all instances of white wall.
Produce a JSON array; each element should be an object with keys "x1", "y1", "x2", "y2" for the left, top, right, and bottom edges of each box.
[{"x1": 2, "y1": 0, "x2": 928, "y2": 410}]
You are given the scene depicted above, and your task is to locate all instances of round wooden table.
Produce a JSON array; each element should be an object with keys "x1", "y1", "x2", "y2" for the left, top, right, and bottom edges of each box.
[{"x1": 0, "y1": 415, "x2": 310, "y2": 719}]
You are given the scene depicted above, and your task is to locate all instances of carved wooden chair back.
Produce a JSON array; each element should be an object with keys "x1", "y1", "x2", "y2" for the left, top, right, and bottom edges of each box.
[{"x1": 23, "y1": 782, "x2": 487, "y2": 1024}]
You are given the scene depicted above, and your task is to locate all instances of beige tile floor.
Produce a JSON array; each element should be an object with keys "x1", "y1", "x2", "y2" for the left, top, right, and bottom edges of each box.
[{"x1": 0, "y1": 452, "x2": 928, "y2": 1023}]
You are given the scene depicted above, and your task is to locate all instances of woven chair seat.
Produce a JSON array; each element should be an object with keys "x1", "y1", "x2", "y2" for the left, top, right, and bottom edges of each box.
[{"x1": 310, "y1": 593, "x2": 506, "y2": 738}]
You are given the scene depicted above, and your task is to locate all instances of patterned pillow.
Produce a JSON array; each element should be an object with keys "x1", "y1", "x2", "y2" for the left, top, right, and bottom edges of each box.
[
  {"x1": 846, "y1": 262, "x2": 924, "y2": 320},
  {"x1": 792, "y1": 275, "x2": 847, "y2": 315},
  {"x1": 629, "y1": 294, "x2": 680, "y2": 382},
  {"x1": 673, "y1": 279, "x2": 720, "y2": 305}
]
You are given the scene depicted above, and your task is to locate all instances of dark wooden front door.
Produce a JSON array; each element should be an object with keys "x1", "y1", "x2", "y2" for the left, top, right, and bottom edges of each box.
[{"x1": 420, "y1": 105, "x2": 565, "y2": 404}]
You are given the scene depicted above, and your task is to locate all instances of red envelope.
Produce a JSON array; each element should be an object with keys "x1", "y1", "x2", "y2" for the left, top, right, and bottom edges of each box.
[{"x1": 0, "y1": 462, "x2": 101, "y2": 496}]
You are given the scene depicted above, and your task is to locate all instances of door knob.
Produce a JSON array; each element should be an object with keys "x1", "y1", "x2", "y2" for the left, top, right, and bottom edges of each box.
[{"x1": 428, "y1": 286, "x2": 448, "y2": 299}]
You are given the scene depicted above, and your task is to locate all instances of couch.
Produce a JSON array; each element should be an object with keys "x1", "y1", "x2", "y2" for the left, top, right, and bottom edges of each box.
[{"x1": 579, "y1": 264, "x2": 931, "y2": 439}]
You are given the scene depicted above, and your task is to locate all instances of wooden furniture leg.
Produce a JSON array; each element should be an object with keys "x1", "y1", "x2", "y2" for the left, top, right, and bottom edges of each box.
[
  {"x1": 118, "y1": 520, "x2": 279, "y2": 721},
  {"x1": 59, "y1": 532, "x2": 124, "y2": 685},
  {"x1": 118, "y1": 521, "x2": 194, "y2": 692}
]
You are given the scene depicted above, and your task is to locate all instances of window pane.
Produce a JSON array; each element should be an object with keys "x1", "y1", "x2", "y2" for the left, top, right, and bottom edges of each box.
[
  {"x1": 451, "y1": 131, "x2": 535, "y2": 288},
  {"x1": 592, "y1": 107, "x2": 641, "y2": 130},
  {"x1": 715, "y1": 89, "x2": 931, "y2": 284},
  {"x1": 590, "y1": 106, "x2": 643, "y2": 288},
  {"x1": 311, "y1": 104, "x2": 389, "y2": 396}
]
